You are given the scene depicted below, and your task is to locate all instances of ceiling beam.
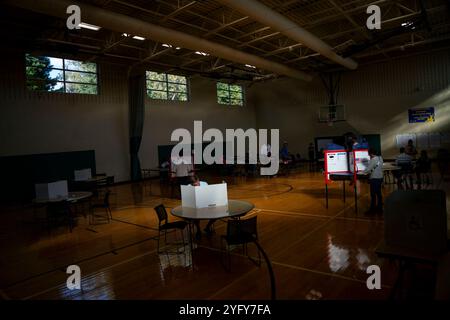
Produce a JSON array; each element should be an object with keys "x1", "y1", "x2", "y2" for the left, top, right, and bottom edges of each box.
[
  {"x1": 6, "y1": 0, "x2": 312, "y2": 81},
  {"x1": 216, "y1": 0, "x2": 358, "y2": 69},
  {"x1": 160, "y1": 1, "x2": 197, "y2": 23}
]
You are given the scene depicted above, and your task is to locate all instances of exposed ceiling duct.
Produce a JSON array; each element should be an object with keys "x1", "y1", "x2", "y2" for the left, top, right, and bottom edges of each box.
[
  {"x1": 216, "y1": 0, "x2": 358, "y2": 70},
  {"x1": 5, "y1": 0, "x2": 313, "y2": 82}
]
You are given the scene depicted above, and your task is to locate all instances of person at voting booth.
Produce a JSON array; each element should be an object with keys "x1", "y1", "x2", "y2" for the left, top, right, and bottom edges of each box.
[{"x1": 364, "y1": 148, "x2": 384, "y2": 214}]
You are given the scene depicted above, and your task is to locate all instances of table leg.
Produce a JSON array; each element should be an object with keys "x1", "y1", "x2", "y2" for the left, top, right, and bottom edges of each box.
[
  {"x1": 390, "y1": 260, "x2": 407, "y2": 300},
  {"x1": 343, "y1": 181, "x2": 346, "y2": 203},
  {"x1": 187, "y1": 221, "x2": 194, "y2": 269}
]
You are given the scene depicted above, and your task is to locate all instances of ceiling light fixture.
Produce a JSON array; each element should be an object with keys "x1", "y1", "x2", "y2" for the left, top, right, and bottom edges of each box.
[{"x1": 79, "y1": 22, "x2": 101, "y2": 31}]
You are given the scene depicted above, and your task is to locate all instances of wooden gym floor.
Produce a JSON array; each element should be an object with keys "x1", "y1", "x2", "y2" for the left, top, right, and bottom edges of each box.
[{"x1": 0, "y1": 167, "x2": 449, "y2": 300}]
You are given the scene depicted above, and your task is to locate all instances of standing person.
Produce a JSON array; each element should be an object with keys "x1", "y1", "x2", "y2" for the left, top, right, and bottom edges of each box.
[
  {"x1": 405, "y1": 139, "x2": 418, "y2": 159},
  {"x1": 317, "y1": 148, "x2": 325, "y2": 172},
  {"x1": 364, "y1": 148, "x2": 384, "y2": 214},
  {"x1": 308, "y1": 143, "x2": 315, "y2": 172},
  {"x1": 171, "y1": 152, "x2": 194, "y2": 198},
  {"x1": 280, "y1": 141, "x2": 289, "y2": 161}
]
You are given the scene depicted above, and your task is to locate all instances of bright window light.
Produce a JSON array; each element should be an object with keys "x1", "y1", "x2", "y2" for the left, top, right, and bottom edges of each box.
[
  {"x1": 133, "y1": 36, "x2": 145, "y2": 41},
  {"x1": 245, "y1": 64, "x2": 256, "y2": 69},
  {"x1": 79, "y1": 22, "x2": 101, "y2": 31},
  {"x1": 122, "y1": 33, "x2": 131, "y2": 37},
  {"x1": 195, "y1": 51, "x2": 209, "y2": 56}
]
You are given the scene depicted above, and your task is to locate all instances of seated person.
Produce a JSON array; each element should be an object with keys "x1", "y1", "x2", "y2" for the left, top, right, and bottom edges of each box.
[
  {"x1": 405, "y1": 139, "x2": 418, "y2": 159},
  {"x1": 190, "y1": 176, "x2": 216, "y2": 238},
  {"x1": 395, "y1": 147, "x2": 413, "y2": 168},
  {"x1": 416, "y1": 150, "x2": 432, "y2": 188},
  {"x1": 190, "y1": 175, "x2": 208, "y2": 187}
]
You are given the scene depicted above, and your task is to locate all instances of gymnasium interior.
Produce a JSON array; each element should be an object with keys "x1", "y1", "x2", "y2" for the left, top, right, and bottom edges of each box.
[{"x1": 0, "y1": 0, "x2": 450, "y2": 301}]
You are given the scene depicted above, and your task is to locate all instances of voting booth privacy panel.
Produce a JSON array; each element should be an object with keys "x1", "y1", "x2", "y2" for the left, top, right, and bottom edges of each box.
[
  {"x1": 181, "y1": 183, "x2": 228, "y2": 209},
  {"x1": 324, "y1": 144, "x2": 349, "y2": 184},
  {"x1": 74, "y1": 168, "x2": 92, "y2": 181},
  {"x1": 324, "y1": 149, "x2": 348, "y2": 182},
  {"x1": 324, "y1": 146, "x2": 370, "y2": 184},
  {"x1": 349, "y1": 149, "x2": 370, "y2": 173},
  {"x1": 35, "y1": 180, "x2": 69, "y2": 200}
]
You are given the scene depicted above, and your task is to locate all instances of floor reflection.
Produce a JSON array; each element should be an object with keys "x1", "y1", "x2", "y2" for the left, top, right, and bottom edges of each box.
[{"x1": 327, "y1": 235, "x2": 350, "y2": 273}]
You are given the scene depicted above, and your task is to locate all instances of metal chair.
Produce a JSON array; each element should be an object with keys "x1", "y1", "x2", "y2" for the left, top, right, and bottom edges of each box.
[
  {"x1": 221, "y1": 216, "x2": 261, "y2": 271},
  {"x1": 90, "y1": 191, "x2": 112, "y2": 224},
  {"x1": 153, "y1": 204, "x2": 188, "y2": 255}
]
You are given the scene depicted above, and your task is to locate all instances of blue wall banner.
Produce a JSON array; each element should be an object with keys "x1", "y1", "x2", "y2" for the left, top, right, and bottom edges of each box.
[{"x1": 409, "y1": 107, "x2": 435, "y2": 123}]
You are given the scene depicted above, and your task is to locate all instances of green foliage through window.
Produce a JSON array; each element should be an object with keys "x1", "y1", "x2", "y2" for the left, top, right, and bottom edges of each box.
[
  {"x1": 146, "y1": 71, "x2": 188, "y2": 102},
  {"x1": 25, "y1": 54, "x2": 98, "y2": 95},
  {"x1": 216, "y1": 82, "x2": 244, "y2": 106}
]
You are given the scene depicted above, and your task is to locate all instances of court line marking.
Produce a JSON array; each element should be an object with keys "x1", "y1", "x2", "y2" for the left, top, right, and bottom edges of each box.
[
  {"x1": 201, "y1": 243, "x2": 392, "y2": 288},
  {"x1": 270, "y1": 260, "x2": 392, "y2": 289},
  {"x1": 203, "y1": 244, "x2": 391, "y2": 299},
  {"x1": 258, "y1": 207, "x2": 382, "y2": 223},
  {"x1": 4, "y1": 235, "x2": 158, "y2": 292},
  {"x1": 270, "y1": 204, "x2": 356, "y2": 262},
  {"x1": 257, "y1": 208, "x2": 337, "y2": 219},
  {"x1": 22, "y1": 247, "x2": 160, "y2": 300}
]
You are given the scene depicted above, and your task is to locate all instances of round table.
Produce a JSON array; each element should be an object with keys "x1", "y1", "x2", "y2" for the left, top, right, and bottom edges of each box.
[
  {"x1": 171, "y1": 200, "x2": 255, "y2": 268},
  {"x1": 33, "y1": 192, "x2": 93, "y2": 232},
  {"x1": 171, "y1": 200, "x2": 254, "y2": 220},
  {"x1": 33, "y1": 191, "x2": 93, "y2": 204}
]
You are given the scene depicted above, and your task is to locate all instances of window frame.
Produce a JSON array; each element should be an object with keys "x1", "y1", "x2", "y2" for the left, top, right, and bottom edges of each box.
[
  {"x1": 25, "y1": 54, "x2": 99, "y2": 95},
  {"x1": 146, "y1": 71, "x2": 190, "y2": 102},
  {"x1": 216, "y1": 82, "x2": 245, "y2": 106}
]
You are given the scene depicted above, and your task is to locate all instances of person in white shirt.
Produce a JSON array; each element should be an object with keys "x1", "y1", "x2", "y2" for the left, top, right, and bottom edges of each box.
[
  {"x1": 364, "y1": 148, "x2": 384, "y2": 214},
  {"x1": 171, "y1": 156, "x2": 194, "y2": 186}
]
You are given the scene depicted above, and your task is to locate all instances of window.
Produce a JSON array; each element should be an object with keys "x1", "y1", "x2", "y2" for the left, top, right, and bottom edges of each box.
[
  {"x1": 146, "y1": 71, "x2": 188, "y2": 101},
  {"x1": 25, "y1": 54, "x2": 98, "y2": 95},
  {"x1": 216, "y1": 82, "x2": 244, "y2": 106}
]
